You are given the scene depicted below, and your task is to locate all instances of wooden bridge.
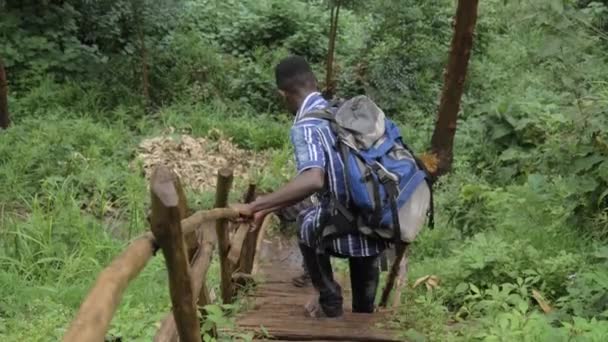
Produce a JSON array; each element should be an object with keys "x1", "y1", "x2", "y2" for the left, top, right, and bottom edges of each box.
[{"x1": 62, "y1": 166, "x2": 407, "y2": 342}]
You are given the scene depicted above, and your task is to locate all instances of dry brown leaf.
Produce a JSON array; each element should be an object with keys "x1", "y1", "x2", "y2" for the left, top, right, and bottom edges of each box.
[
  {"x1": 532, "y1": 289, "x2": 553, "y2": 314},
  {"x1": 413, "y1": 275, "x2": 430, "y2": 289},
  {"x1": 134, "y1": 131, "x2": 272, "y2": 193},
  {"x1": 418, "y1": 152, "x2": 439, "y2": 174},
  {"x1": 427, "y1": 276, "x2": 440, "y2": 288},
  {"x1": 413, "y1": 275, "x2": 440, "y2": 291}
]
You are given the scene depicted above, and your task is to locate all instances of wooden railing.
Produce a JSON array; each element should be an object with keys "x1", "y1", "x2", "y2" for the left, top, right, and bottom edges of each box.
[
  {"x1": 63, "y1": 165, "x2": 409, "y2": 342},
  {"x1": 63, "y1": 165, "x2": 270, "y2": 342}
]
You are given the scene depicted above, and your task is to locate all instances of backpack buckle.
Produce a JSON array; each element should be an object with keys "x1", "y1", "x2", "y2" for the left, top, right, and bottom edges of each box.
[{"x1": 373, "y1": 162, "x2": 398, "y2": 184}]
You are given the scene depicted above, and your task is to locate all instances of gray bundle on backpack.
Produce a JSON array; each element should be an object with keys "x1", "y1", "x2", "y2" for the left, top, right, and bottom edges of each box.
[{"x1": 305, "y1": 95, "x2": 434, "y2": 244}]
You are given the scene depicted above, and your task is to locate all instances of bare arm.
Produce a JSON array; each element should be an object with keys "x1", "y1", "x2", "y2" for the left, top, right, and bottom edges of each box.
[{"x1": 250, "y1": 168, "x2": 324, "y2": 214}]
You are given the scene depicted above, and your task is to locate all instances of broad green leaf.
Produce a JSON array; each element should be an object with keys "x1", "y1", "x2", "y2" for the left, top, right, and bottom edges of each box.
[
  {"x1": 455, "y1": 282, "x2": 469, "y2": 294},
  {"x1": 573, "y1": 154, "x2": 604, "y2": 173},
  {"x1": 550, "y1": 0, "x2": 564, "y2": 14}
]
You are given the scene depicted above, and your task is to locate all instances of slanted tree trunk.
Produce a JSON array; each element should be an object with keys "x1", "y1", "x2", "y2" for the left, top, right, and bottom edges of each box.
[
  {"x1": 0, "y1": 58, "x2": 10, "y2": 129},
  {"x1": 428, "y1": 0, "x2": 479, "y2": 177},
  {"x1": 323, "y1": 0, "x2": 341, "y2": 99},
  {"x1": 131, "y1": 0, "x2": 150, "y2": 109},
  {"x1": 381, "y1": 0, "x2": 479, "y2": 308}
]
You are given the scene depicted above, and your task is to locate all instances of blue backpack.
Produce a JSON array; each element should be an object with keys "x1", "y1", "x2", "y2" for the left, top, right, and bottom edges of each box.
[{"x1": 304, "y1": 95, "x2": 434, "y2": 244}]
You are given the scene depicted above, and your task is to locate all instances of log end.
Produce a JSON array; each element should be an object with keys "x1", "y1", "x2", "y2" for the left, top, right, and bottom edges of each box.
[
  {"x1": 218, "y1": 168, "x2": 233, "y2": 179},
  {"x1": 151, "y1": 166, "x2": 179, "y2": 207}
]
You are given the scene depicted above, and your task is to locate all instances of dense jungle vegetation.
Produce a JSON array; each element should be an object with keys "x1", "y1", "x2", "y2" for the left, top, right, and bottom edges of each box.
[{"x1": 1, "y1": 0, "x2": 608, "y2": 340}]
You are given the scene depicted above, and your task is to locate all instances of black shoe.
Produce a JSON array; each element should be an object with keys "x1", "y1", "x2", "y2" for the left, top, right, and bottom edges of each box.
[
  {"x1": 305, "y1": 295, "x2": 343, "y2": 318},
  {"x1": 292, "y1": 271, "x2": 311, "y2": 287}
]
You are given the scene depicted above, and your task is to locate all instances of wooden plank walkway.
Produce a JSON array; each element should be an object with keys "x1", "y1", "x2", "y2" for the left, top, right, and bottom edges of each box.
[{"x1": 235, "y1": 236, "x2": 403, "y2": 342}]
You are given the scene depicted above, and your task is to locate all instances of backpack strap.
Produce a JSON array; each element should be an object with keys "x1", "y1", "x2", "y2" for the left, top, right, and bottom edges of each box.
[
  {"x1": 302, "y1": 109, "x2": 336, "y2": 122},
  {"x1": 370, "y1": 162, "x2": 402, "y2": 243},
  {"x1": 300, "y1": 108, "x2": 358, "y2": 248}
]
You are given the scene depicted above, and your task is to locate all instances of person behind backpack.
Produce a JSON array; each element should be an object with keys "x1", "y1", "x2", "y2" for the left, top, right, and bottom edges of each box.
[{"x1": 231, "y1": 55, "x2": 390, "y2": 317}]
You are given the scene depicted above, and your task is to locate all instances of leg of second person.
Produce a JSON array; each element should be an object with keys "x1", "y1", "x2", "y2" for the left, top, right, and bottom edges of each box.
[
  {"x1": 349, "y1": 254, "x2": 380, "y2": 313},
  {"x1": 299, "y1": 243, "x2": 343, "y2": 317}
]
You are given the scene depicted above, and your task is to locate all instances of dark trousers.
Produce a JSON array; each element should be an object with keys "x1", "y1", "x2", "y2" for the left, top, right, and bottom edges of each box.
[{"x1": 299, "y1": 243, "x2": 380, "y2": 316}]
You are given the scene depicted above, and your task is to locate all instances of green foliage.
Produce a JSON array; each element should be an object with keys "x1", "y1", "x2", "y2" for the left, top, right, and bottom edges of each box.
[
  {"x1": 2, "y1": 0, "x2": 608, "y2": 340},
  {"x1": 0, "y1": 1, "x2": 102, "y2": 86},
  {"x1": 336, "y1": 0, "x2": 453, "y2": 120}
]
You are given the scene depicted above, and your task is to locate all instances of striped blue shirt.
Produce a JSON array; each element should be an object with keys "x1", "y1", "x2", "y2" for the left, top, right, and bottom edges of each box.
[{"x1": 291, "y1": 92, "x2": 388, "y2": 257}]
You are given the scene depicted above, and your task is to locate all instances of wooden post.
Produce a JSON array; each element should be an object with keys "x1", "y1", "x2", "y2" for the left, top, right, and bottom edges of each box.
[
  {"x1": 379, "y1": 243, "x2": 409, "y2": 308},
  {"x1": 242, "y1": 183, "x2": 256, "y2": 204},
  {"x1": 194, "y1": 225, "x2": 217, "y2": 337},
  {"x1": 154, "y1": 222, "x2": 217, "y2": 342},
  {"x1": 0, "y1": 57, "x2": 9, "y2": 129},
  {"x1": 215, "y1": 168, "x2": 234, "y2": 304},
  {"x1": 150, "y1": 166, "x2": 201, "y2": 342},
  {"x1": 228, "y1": 224, "x2": 250, "y2": 266},
  {"x1": 236, "y1": 184, "x2": 259, "y2": 274},
  {"x1": 195, "y1": 235, "x2": 215, "y2": 305},
  {"x1": 250, "y1": 215, "x2": 273, "y2": 276}
]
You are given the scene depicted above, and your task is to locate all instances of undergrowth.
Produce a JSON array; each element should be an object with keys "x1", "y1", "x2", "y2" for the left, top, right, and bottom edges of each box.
[{"x1": 1, "y1": 0, "x2": 608, "y2": 341}]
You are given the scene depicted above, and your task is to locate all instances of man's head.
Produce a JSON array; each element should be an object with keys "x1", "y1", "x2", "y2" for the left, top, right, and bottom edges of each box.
[{"x1": 275, "y1": 56, "x2": 318, "y2": 114}]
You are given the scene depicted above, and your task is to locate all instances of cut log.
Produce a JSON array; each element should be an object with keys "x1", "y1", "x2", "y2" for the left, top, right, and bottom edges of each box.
[{"x1": 150, "y1": 166, "x2": 201, "y2": 342}]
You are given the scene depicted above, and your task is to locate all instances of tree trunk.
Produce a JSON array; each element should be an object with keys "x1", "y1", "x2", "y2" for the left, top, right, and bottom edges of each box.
[
  {"x1": 0, "y1": 58, "x2": 10, "y2": 129},
  {"x1": 323, "y1": 0, "x2": 341, "y2": 99},
  {"x1": 131, "y1": 0, "x2": 150, "y2": 109},
  {"x1": 138, "y1": 28, "x2": 150, "y2": 108},
  {"x1": 429, "y1": 0, "x2": 479, "y2": 177},
  {"x1": 380, "y1": 0, "x2": 479, "y2": 307},
  {"x1": 379, "y1": 243, "x2": 408, "y2": 308}
]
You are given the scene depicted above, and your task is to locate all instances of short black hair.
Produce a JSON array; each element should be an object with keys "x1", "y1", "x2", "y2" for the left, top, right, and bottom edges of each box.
[{"x1": 275, "y1": 55, "x2": 316, "y2": 93}]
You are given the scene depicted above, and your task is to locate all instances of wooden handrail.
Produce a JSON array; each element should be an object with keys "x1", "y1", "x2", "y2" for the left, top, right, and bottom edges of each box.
[
  {"x1": 155, "y1": 183, "x2": 256, "y2": 341},
  {"x1": 154, "y1": 221, "x2": 216, "y2": 342},
  {"x1": 63, "y1": 207, "x2": 238, "y2": 342},
  {"x1": 63, "y1": 234, "x2": 157, "y2": 342}
]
